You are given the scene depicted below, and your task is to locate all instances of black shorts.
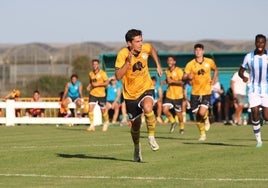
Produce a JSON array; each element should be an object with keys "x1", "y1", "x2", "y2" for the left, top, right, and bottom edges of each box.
[
  {"x1": 190, "y1": 94, "x2": 211, "y2": 112},
  {"x1": 163, "y1": 97, "x2": 183, "y2": 112},
  {"x1": 124, "y1": 89, "x2": 154, "y2": 120},
  {"x1": 89, "y1": 94, "x2": 106, "y2": 109}
]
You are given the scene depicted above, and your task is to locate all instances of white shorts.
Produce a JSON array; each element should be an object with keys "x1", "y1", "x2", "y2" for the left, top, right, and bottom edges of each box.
[{"x1": 248, "y1": 93, "x2": 268, "y2": 108}]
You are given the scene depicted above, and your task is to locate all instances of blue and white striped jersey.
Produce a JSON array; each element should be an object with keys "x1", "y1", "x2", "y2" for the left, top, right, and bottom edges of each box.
[{"x1": 241, "y1": 51, "x2": 268, "y2": 95}]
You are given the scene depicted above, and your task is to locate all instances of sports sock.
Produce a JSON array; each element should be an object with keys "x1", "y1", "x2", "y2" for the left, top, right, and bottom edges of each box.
[
  {"x1": 102, "y1": 111, "x2": 109, "y2": 124},
  {"x1": 131, "y1": 127, "x2": 140, "y2": 147},
  {"x1": 179, "y1": 122, "x2": 185, "y2": 130},
  {"x1": 88, "y1": 111, "x2": 94, "y2": 126},
  {"x1": 144, "y1": 111, "x2": 156, "y2": 136},
  {"x1": 197, "y1": 122, "x2": 205, "y2": 135},
  {"x1": 167, "y1": 114, "x2": 175, "y2": 124},
  {"x1": 203, "y1": 112, "x2": 208, "y2": 122},
  {"x1": 252, "y1": 120, "x2": 262, "y2": 143}
]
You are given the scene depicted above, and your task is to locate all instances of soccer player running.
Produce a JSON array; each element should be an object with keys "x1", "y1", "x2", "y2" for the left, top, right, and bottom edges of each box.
[
  {"x1": 162, "y1": 56, "x2": 185, "y2": 134},
  {"x1": 115, "y1": 29, "x2": 163, "y2": 162},
  {"x1": 183, "y1": 44, "x2": 218, "y2": 141},
  {"x1": 238, "y1": 34, "x2": 268, "y2": 148},
  {"x1": 87, "y1": 59, "x2": 110, "y2": 132}
]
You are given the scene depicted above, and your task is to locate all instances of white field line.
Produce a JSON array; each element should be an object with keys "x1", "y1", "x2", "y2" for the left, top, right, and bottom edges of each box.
[
  {"x1": 0, "y1": 173, "x2": 268, "y2": 182},
  {"x1": 0, "y1": 143, "x2": 126, "y2": 149}
]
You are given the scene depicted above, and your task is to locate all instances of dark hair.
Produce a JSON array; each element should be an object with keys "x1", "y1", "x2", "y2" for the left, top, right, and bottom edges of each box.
[
  {"x1": 125, "y1": 29, "x2": 142, "y2": 42},
  {"x1": 33, "y1": 90, "x2": 40, "y2": 94},
  {"x1": 194, "y1": 43, "x2": 204, "y2": 49},
  {"x1": 167, "y1": 55, "x2": 176, "y2": 61},
  {"x1": 255, "y1": 34, "x2": 266, "y2": 42},
  {"x1": 91, "y1": 59, "x2": 99, "y2": 64},
  {"x1": 151, "y1": 76, "x2": 157, "y2": 81},
  {"x1": 71, "y1": 74, "x2": 78, "y2": 79}
]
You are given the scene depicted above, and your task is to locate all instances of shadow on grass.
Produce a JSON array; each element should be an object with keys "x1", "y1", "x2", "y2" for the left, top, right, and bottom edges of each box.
[
  {"x1": 183, "y1": 142, "x2": 248, "y2": 147},
  {"x1": 56, "y1": 153, "x2": 138, "y2": 163},
  {"x1": 140, "y1": 135, "x2": 193, "y2": 141}
]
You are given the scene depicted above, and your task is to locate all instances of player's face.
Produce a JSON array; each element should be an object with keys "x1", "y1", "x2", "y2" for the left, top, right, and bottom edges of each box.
[
  {"x1": 194, "y1": 47, "x2": 204, "y2": 58},
  {"x1": 92, "y1": 61, "x2": 100, "y2": 72},
  {"x1": 255, "y1": 37, "x2": 266, "y2": 53},
  {"x1": 167, "y1": 57, "x2": 176, "y2": 68},
  {"x1": 128, "y1": 35, "x2": 143, "y2": 54}
]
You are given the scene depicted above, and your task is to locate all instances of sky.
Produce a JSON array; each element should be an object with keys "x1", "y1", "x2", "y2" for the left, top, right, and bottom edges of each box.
[{"x1": 0, "y1": 0, "x2": 268, "y2": 43}]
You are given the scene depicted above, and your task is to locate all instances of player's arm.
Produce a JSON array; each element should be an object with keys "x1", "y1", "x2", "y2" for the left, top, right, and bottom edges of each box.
[
  {"x1": 238, "y1": 66, "x2": 248, "y2": 83},
  {"x1": 86, "y1": 83, "x2": 92, "y2": 92},
  {"x1": 115, "y1": 51, "x2": 132, "y2": 80},
  {"x1": 211, "y1": 66, "x2": 218, "y2": 85},
  {"x1": 150, "y1": 46, "x2": 163, "y2": 77},
  {"x1": 166, "y1": 77, "x2": 184, "y2": 86}
]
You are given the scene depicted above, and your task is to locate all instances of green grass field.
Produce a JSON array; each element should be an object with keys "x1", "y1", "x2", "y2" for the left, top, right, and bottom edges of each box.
[{"x1": 0, "y1": 122, "x2": 268, "y2": 188}]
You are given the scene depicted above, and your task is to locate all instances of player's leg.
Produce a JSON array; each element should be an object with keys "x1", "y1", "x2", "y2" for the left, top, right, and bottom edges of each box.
[
  {"x1": 141, "y1": 94, "x2": 159, "y2": 151},
  {"x1": 249, "y1": 93, "x2": 262, "y2": 147}
]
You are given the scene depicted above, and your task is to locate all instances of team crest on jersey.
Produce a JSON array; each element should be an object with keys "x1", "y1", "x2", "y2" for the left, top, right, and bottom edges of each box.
[
  {"x1": 132, "y1": 61, "x2": 145, "y2": 72},
  {"x1": 142, "y1": 53, "x2": 148, "y2": 59},
  {"x1": 204, "y1": 63, "x2": 210, "y2": 68}
]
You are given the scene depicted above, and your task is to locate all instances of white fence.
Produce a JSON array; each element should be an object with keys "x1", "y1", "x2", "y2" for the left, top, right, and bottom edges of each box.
[{"x1": 0, "y1": 100, "x2": 102, "y2": 126}]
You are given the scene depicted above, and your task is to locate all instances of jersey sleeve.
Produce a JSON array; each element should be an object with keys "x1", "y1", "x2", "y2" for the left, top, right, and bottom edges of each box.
[
  {"x1": 184, "y1": 62, "x2": 192, "y2": 74},
  {"x1": 241, "y1": 53, "x2": 250, "y2": 69},
  {"x1": 115, "y1": 48, "x2": 128, "y2": 69}
]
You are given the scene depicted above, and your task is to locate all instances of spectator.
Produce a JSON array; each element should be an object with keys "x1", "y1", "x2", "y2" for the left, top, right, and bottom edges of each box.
[
  {"x1": 231, "y1": 71, "x2": 249, "y2": 125},
  {"x1": 58, "y1": 91, "x2": 67, "y2": 117},
  {"x1": 25, "y1": 90, "x2": 45, "y2": 117},
  {"x1": 106, "y1": 77, "x2": 121, "y2": 124},
  {"x1": 223, "y1": 88, "x2": 235, "y2": 125},
  {"x1": 151, "y1": 76, "x2": 164, "y2": 123},
  {"x1": 62, "y1": 74, "x2": 83, "y2": 118},
  {"x1": 4, "y1": 89, "x2": 22, "y2": 117},
  {"x1": 211, "y1": 79, "x2": 225, "y2": 122}
]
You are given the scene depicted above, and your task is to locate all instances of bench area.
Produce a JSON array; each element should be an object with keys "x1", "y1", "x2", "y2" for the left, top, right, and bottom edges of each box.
[{"x1": 0, "y1": 99, "x2": 102, "y2": 126}]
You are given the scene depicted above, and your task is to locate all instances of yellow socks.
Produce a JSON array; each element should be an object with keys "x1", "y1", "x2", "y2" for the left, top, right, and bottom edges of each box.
[
  {"x1": 102, "y1": 111, "x2": 109, "y2": 124},
  {"x1": 197, "y1": 122, "x2": 206, "y2": 135},
  {"x1": 179, "y1": 122, "x2": 185, "y2": 130},
  {"x1": 167, "y1": 115, "x2": 176, "y2": 124},
  {"x1": 144, "y1": 111, "x2": 156, "y2": 136},
  {"x1": 88, "y1": 111, "x2": 94, "y2": 126}
]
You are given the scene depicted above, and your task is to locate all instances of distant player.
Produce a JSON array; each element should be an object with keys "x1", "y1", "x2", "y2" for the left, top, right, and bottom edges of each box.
[
  {"x1": 183, "y1": 43, "x2": 218, "y2": 141},
  {"x1": 86, "y1": 59, "x2": 110, "y2": 132},
  {"x1": 162, "y1": 56, "x2": 185, "y2": 134}
]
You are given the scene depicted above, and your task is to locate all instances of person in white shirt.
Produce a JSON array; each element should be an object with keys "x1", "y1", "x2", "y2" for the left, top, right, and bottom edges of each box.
[{"x1": 231, "y1": 71, "x2": 249, "y2": 125}]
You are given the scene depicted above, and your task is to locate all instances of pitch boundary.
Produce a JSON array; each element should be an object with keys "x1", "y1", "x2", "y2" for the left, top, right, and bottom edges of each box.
[{"x1": 0, "y1": 173, "x2": 268, "y2": 182}]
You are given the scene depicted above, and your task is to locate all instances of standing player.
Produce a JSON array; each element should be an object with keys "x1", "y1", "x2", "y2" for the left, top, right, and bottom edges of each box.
[
  {"x1": 162, "y1": 56, "x2": 185, "y2": 134},
  {"x1": 238, "y1": 34, "x2": 268, "y2": 148},
  {"x1": 115, "y1": 29, "x2": 162, "y2": 162},
  {"x1": 183, "y1": 44, "x2": 218, "y2": 141},
  {"x1": 87, "y1": 59, "x2": 110, "y2": 132},
  {"x1": 62, "y1": 74, "x2": 83, "y2": 117}
]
